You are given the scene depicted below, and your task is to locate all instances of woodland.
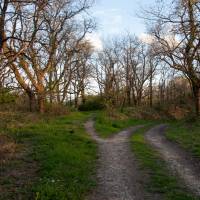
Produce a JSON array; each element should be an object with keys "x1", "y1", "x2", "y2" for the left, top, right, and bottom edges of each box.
[{"x1": 0, "y1": 1, "x2": 200, "y2": 200}]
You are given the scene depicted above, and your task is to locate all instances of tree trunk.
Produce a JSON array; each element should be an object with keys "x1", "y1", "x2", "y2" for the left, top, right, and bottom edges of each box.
[
  {"x1": 49, "y1": 70, "x2": 53, "y2": 104},
  {"x1": 74, "y1": 97, "x2": 78, "y2": 109},
  {"x1": 149, "y1": 72, "x2": 153, "y2": 107},
  {"x1": 38, "y1": 93, "x2": 45, "y2": 113},
  {"x1": 120, "y1": 97, "x2": 126, "y2": 112},
  {"x1": 136, "y1": 89, "x2": 142, "y2": 106},
  {"x1": 132, "y1": 92, "x2": 137, "y2": 106},
  {"x1": 74, "y1": 91, "x2": 79, "y2": 109},
  {"x1": 81, "y1": 87, "x2": 86, "y2": 104},
  {"x1": 126, "y1": 88, "x2": 131, "y2": 106},
  {"x1": 55, "y1": 83, "x2": 60, "y2": 103},
  {"x1": 193, "y1": 86, "x2": 200, "y2": 116},
  {"x1": 0, "y1": 1, "x2": 8, "y2": 52},
  {"x1": 28, "y1": 92, "x2": 35, "y2": 112}
]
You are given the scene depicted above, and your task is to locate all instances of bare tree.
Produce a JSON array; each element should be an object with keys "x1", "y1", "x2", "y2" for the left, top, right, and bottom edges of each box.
[
  {"x1": 94, "y1": 36, "x2": 155, "y2": 111},
  {"x1": 146, "y1": 0, "x2": 200, "y2": 115},
  {"x1": 1, "y1": 0, "x2": 94, "y2": 113},
  {"x1": 119, "y1": 36, "x2": 154, "y2": 106}
]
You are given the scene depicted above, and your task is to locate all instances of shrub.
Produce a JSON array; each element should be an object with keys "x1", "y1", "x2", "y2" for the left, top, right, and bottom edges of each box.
[
  {"x1": 0, "y1": 88, "x2": 16, "y2": 104},
  {"x1": 78, "y1": 95, "x2": 105, "y2": 111}
]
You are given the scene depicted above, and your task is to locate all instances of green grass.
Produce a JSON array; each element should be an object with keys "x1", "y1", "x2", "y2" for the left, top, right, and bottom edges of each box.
[
  {"x1": 1, "y1": 112, "x2": 97, "y2": 200},
  {"x1": 131, "y1": 126, "x2": 198, "y2": 200},
  {"x1": 166, "y1": 119, "x2": 200, "y2": 158},
  {"x1": 94, "y1": 111, "x2": 151, "y2": 138}
]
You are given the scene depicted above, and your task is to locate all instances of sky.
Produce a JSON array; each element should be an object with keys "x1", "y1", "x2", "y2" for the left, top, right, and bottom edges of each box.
[{"x1": 88, "y1": 0, "x2": 157, "y2": 50}]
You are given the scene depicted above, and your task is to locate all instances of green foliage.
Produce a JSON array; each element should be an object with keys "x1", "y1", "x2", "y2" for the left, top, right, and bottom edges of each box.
[
  {"x1": 0, "y1": 88, "x2": 16, "y2": 104},
  {"x1": 94, "y1": 111, "x2": 151, "y2": 138},
  {"x1": 1, "y1": 112, "x2": 97, "y2": 200},
  {"x1": 78, "y1": 96, "x2": 105, "y2": 111},
  {"x1": 131, "y1": 127, "x2": 198, "y2": 200},
  {"x1": 166, "y1": 119, "x2": 200, "y2": 158}
]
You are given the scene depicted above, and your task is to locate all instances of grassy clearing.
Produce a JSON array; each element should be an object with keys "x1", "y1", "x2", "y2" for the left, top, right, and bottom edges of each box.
[
  {"x1": 94, "y1": 111, "x2": 152, "y2": 138},
  {"x1": 0, "y1": 112, "x2": 97, "y2": 200},
  {"x1": 166, "y1": 119, "x2": 200, "y2": 158},
  {"x1": 131, "y1": 126, "x2": 198, "y2": 200}
]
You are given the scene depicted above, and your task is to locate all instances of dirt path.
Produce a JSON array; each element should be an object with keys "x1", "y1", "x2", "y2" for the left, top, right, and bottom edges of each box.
[
  {"x1": 145, "y1": 125, "x2": 200, "y2": 196},
  {"x1": 85, "y1": 120, "x2": 156, "y2": 200}
]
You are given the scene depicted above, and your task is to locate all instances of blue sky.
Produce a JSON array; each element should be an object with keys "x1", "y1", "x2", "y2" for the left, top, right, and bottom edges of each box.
[
  {"x1": 92, "y1": 0, "x2": 153, "y2": 36},
  {"x1": 88, "y1": 0, "x2": 156, "y2": 49}
]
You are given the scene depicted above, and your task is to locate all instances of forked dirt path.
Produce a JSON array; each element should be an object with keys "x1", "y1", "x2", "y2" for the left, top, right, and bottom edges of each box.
[
  {"x1": 85, "y1": 120, "x2": 157, "y2": 200},
  {"x1": 145, "y1": 125, "x2": 200, "y2": 196}
]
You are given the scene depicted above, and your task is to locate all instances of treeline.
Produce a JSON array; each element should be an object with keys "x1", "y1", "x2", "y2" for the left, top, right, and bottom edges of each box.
[
  {"x1": 0, "y1": 0, "x2": 200, "y2": 116},
  {"x1": 94, "y1": 36, "x2": 192, "y2": 113}
]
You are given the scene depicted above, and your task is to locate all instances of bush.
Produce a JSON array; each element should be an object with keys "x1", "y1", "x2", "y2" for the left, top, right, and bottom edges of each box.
[
  {"x1": 78, "y1": 96, "x2": 105, "y2": 111},
  {"x1": 122, "y1": 106, "x2": 173, "y2": 120},
  {"x1": 0, "y1": 88, "x2": 16, "y2": 104},
  {"x1": 45, "y1": 103, "x2": 69, "y2": 115}
]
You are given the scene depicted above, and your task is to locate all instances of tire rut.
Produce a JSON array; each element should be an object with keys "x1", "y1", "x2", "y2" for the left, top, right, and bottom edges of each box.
[{"x1": 145, "y1": 125, "x2": 200, "y2": 196}]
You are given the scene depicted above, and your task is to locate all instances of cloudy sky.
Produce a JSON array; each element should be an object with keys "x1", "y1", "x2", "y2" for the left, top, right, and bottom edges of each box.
[{"x1": 87, "y1": 0, "x2": 156, "y2": 49}]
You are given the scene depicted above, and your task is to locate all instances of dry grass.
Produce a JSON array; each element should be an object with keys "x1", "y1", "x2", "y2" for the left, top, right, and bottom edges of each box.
[
  {"x1": 0, "y1": 112, "x2": 41, "y2": 200},
  {"x1": 0, "y1": 135, "x2": 18, "y2": 164}
]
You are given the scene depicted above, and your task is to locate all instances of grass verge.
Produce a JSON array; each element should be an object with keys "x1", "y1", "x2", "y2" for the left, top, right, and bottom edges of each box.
[
  {"x1": 166, "y1": 119, "x2": 200, "y2": 158},
  {"x1": 131, "y1": 126, "x2": 198, "y2": 200},
  {"x1": 0, "y1": 112, "x2": 97, "y2": 200},
  {"x1": 94, "y1": 111, "x2": 151, "y2": 138}
]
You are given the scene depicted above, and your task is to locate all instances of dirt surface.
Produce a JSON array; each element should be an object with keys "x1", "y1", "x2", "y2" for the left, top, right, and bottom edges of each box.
[
  {"x1": 0, "y1": 135, "x2": 38, "y2": 200},
  {"x1": 145, "y1": 125, "x2": 200, "y2": 196},
  {"x1": 85, "y1": 120, "x2": 156, "y2": 200}
]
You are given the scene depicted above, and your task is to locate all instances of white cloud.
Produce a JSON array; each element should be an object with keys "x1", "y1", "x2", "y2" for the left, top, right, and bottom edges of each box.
[
  {"x1": 139, "y1": 33, "x2": 179, "y2": 48},
  {"x1": 86, "y1": 33, "x2": 103, "y2": 51},
  {"x1": 139, "y1": 33, "x2": 154, "y2": 44}
]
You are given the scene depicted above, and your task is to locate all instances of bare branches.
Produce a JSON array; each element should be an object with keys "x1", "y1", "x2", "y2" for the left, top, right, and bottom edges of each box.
[
  {"x1": 144, "y1": 0, "x2": 200, "y2": 115},
  {"x1": 0, "y1": 0, "x2": 95, "y2": 112}
]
